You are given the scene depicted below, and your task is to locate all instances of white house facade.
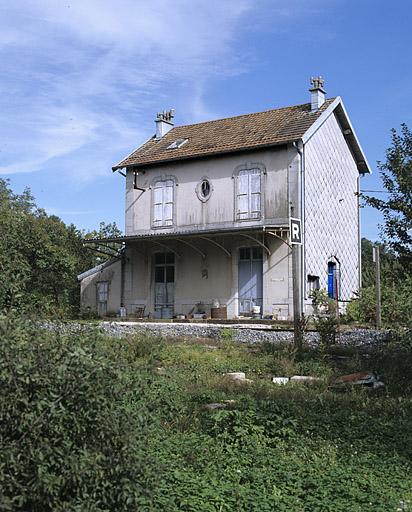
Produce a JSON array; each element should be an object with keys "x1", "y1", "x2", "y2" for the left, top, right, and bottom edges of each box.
[{"x1": 79, "y1": 79, "x2": 370, "y2": 319}]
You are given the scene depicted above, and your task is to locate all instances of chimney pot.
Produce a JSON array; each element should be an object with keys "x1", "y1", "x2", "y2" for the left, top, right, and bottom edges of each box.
[
  {"x1": 155, "y1": 109, "x2": 175, "y2": 138},
  {"x1": 309, "y1": 76, "x2": 326, "y2": 111}
]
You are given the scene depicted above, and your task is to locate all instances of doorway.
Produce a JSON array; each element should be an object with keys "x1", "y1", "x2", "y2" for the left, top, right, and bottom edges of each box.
[
  {"x1": 238, "y1": 246, "x2": 263, "y2": 315},
  {"x1": 327, "y1": 261, "x2": 338, "y2": 299},
  {"x1": 154, "y1": 252, "x2": 175, "y2": 318}
]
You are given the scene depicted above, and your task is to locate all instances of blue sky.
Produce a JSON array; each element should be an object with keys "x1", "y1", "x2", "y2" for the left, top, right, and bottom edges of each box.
[{"x1": 1, "y1": 0, "x2": 411, "y2": 239}]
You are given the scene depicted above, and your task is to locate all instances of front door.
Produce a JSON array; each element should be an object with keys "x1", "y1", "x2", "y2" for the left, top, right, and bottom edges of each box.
[
  {"x1": 154, "y1": 252, "x2": 175, "y2": 318},
  {"x1": 238, "y1": 247, "x2": 263, "y2": 315}
]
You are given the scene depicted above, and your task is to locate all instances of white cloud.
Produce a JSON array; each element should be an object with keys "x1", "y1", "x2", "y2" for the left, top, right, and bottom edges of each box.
[
  {"x1": 0, "y1": 0, "x2": 257, "y2": 177},
  {"x1": 0, "y1": 0, "x2": 327, "y2": 179}
]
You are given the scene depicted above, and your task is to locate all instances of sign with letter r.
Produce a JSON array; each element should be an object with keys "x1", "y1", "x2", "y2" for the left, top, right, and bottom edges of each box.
[{"x1": 289, "y1": 218, "x2": 302, "y2": 245}]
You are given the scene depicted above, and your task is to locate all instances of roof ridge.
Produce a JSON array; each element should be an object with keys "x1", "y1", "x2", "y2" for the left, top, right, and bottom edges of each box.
[{"x1": 169, "y1": 100, "x2": 334, "y2": 131}]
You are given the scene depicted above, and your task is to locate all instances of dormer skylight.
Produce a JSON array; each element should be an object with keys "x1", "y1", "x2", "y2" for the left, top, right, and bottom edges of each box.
[{"x1": 167, "y1": 138, "x2": 188, "y2": 150}]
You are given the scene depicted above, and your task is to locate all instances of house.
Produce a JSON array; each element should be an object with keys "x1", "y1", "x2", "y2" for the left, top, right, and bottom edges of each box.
[{"x1": 79, "y1": 78, "x2": 370, "y2": 319}]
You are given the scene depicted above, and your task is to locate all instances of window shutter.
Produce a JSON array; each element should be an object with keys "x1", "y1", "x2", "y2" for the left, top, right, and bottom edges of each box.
[
  {"x1": 163, "y1": 180, "x2": 174, "y2": 226},
  {"x1": 97, "y1": 282, "x2": 108, "y2": 302},
  {"x1": 237, "y1": 171, "x2": 249, "y2": 220},
  {"x1": 153, "y1": 179, "x2": 174, "y2": 227},
  {"x1": 236, "y1": 169, "x2": 261, "y2": 220},
  {"x1": 249, "y1": 169, "x2": 261, "y2": 218},
  {"x1": 153, "y1": 185, "x2": 164, "y2": 226}
]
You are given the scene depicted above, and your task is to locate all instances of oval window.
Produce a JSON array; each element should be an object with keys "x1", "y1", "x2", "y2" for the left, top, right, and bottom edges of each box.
[
  {"x1": 196, "y1": 178, "x2": 213, "y2": 202},
  {"x1": 200, "y1": 179, "x2": 210, "y2": 198}
]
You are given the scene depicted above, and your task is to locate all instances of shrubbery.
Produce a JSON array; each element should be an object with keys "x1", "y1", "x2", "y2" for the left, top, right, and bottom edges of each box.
[{"x1": 0, "y1": 316, "x2": 155, "y2": 511}]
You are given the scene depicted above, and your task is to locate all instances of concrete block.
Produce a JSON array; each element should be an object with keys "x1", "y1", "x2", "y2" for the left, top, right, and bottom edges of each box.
[
  {"x1": 225, "y1": 372, "x2": 246, "y2": 381},
  {"x1": 272, "y1": 377, "x2": 289, "y2": 385},
  {"x1": 290, "y1": 375, "x2": 322, "y2": 383}
]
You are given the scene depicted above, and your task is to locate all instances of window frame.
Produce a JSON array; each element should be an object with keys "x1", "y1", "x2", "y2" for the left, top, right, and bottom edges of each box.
[
  {"x1": 96, "y1": 281, "x2": 109, "y2": 316},
  {"x1": 195, "y1": 176, "x2": 213, "y2": 203},
  {"x1": 233, "y1": 163, "x2": 265, "y2": 222},
  {"x1": 151, "y1": 175, "x2": 177, "y2": 229},
  {"x1": 96, "y1": 281, "x2": 109, "y2": 302}
]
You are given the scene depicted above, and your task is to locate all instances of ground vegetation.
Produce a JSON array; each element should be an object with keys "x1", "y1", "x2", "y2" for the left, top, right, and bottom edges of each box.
[{"x1": 1, "y1": 318, "x2": 411, "y2": 511}]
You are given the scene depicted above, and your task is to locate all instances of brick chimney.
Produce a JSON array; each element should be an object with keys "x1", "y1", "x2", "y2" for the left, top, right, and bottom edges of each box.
[
  {"x1": 155, "y1": 109, "x2": 175, "y2": 139},
  {"x1": 309, "y1": 76, "x2": 326, "y2": 111}
]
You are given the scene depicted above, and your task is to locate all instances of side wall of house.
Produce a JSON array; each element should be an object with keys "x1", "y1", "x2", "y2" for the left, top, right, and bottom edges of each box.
[
  {"x1": 80, "y1": 260, "x2": 122, "y2": 315},
  {"x1": 304, "y1": 112, "x2": 360, "y2": 304}
]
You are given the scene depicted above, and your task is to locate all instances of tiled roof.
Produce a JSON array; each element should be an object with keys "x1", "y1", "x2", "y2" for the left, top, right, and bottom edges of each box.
[{"x1": 113, "y1": 99, "x2": 336, "y2": 170}]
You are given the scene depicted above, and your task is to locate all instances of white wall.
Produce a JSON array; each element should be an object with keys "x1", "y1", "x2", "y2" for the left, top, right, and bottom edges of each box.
[
  {"x1": 121, "y1": 237, "x2": 291, "y2": 319},
  {"x1": 304, "y1": 112, "x2": 360, "y2": 303},
  {"x1": 80, "y1": 260, "x2": 122, "y2": 315},
  {"x1": 125, "y1": 147, "x2": 289, "y2": 236}
]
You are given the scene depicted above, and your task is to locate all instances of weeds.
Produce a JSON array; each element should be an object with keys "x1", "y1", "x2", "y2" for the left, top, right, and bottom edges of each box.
[{"x1": 2, "y1": 321, "x2": 412, "y2": 511}]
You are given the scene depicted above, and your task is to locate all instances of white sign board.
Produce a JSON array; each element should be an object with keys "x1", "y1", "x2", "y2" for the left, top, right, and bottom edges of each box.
[{"x1": 289, "y1": 217, "x2": 302, "y2": 245}]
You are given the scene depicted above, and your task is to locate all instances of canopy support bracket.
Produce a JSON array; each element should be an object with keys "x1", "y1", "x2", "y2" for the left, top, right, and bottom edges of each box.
[{"x1": 198, "y1": 236, "x2": 231, "y2": 257}]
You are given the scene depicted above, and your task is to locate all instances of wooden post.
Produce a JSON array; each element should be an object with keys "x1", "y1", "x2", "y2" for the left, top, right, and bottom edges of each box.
[{"x1": 373, "y1": 245, "x2": 382, "y2": 329}]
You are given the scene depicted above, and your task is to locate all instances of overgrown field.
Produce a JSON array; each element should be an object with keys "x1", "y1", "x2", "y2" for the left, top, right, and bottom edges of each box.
[{"x1": 1, "y1": 318, "x2": 411, "y2": 511}]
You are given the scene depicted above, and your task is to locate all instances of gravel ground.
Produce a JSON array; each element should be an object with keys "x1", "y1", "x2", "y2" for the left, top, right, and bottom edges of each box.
[{"x1": 39, "y1": 320, "x2": 390, "y2": 347}]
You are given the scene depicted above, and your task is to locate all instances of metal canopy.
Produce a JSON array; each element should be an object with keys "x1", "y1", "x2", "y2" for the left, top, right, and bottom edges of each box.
[
  {"x1": 82, "y1": 225, "x2": 285, "y2": 245},
  {"x1": 82, "y1": 225, "x2": 289, "y2": 258},
  {"x1": 198, "y1": 236, "x2": 231, "y2": 257},
  {"x1": 238, "y1": 233, "x2": 271, "y2": 256},
  {"x1": 151, "y1": 240, "x2": 181, "y2": 259},
  {"x1": 175, "y1": 238, "x2": 206, "y2": 259},
  {"x1": 267, "y1": 230, "x2": 292, "y2": 249}
]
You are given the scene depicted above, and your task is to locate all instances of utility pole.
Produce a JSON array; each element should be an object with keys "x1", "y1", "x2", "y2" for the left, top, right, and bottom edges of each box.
[
  {"x1": 292, "y1": 242, "x2": 302, "y2": 349},
  {"x1": 289, "y1": 209, "x2": 303, "y2": 350},
  {"x1": 373, "y1": 245, "x2": 382, "y2": 329}
]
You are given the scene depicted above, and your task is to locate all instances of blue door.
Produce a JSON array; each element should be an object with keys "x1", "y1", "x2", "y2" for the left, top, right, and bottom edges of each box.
[
  {"x1": 238, "y1": 247, "x2": 263, "y2": 314},
  {"x1": 328, "y1": 261, "x2": 337, "y2": 299}
]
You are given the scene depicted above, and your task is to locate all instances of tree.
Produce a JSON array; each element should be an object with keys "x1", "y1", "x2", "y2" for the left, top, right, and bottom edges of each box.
[
  {"x1": 84, "y1": 221, "x2": 123, "y2": 265},
  {"x1": 364, "y1": 124, "x2": 412, "y2": 266},
  {"x1": 347, "y1": 238, "x2": 412, "y2": 327},
  {"x1": 0, "y1": 179, "x2": 95, "y2": 317}
]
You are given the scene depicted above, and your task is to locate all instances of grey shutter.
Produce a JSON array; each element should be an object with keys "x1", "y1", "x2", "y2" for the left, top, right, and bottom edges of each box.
[
  {"x1": 97, "y1": 282, "x2": 108, "y2": 301},
  {"x1": 163, "y1": 180, "x2": 174, "y2": 226},
  {"x1": 237, "y1": 169, "x2": 261, "y2": 220},
  {"x1": 237, "y1": 171, "x2": 249, "y2": 220},
  {"x1": 153, "y1": 184, "x2": 164, "y2": 226},
  {"x1": 249, "y1": 169, "x2": 261, "y2": 218}
]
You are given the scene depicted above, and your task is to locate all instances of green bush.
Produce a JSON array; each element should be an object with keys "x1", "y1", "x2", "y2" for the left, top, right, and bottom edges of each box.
[{"x1": 0, "y1": 316, "x2": 155, "y2": 511}]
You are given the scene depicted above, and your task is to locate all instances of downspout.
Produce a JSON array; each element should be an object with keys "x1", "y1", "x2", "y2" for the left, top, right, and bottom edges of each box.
[
  {"x1": 293, "y1": 140, "x2": 305, "y2": 314},
  {"x1": 120, "y1": 248, "x2": 126, "y2": 308},
  {"x1": 357, "y1": 174, "x2": 362, "y2": 290}
]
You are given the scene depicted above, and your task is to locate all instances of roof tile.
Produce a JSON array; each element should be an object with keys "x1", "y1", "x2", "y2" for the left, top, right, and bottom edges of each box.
[{"x1": 113, "y1": 99, "x2": 336, "y2": 169}]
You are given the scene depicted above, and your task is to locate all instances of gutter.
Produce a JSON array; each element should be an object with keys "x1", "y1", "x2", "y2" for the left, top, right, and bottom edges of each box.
[{"x1": 293, "y1": 140, "x2": 305, "y2": 314}]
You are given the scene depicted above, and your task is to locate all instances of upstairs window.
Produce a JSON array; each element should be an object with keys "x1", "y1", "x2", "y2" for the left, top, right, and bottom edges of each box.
[
  {"x1": 236, "y1": 168, "x2": 261, "y2": 220},
  {"x1": 152, "y1": 179, "x2": 174, "y2": 227},
  {"x1": 196, "y1": 177, "x2": 213, "y2": 202}
]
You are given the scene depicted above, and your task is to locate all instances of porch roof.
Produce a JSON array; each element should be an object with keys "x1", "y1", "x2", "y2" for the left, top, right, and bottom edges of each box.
[
  {"x1": 83, "y1": 225, "x2": 291, "y2": 258},
  {"x1": 83, "y1": 225, "x2": 289, "y2": 245}
]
